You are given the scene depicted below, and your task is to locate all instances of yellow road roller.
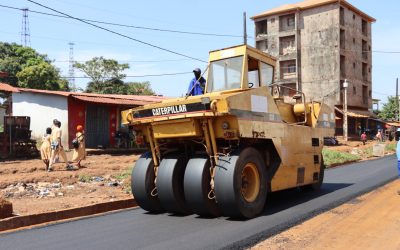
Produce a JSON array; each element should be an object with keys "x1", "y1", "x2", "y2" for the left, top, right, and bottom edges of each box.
[{"x1": 122, "y1": 45, "x2": 335, "y2": 218}]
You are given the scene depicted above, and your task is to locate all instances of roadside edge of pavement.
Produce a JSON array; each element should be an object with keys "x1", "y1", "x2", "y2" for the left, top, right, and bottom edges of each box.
[{"x1": 0, "y1": 198, "x2": 137, "y2": 234}]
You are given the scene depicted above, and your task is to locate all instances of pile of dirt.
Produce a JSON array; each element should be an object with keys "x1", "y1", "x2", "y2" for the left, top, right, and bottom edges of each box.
[{"x1": 0, "y1": 196, "x2": 13, "y2": 219}]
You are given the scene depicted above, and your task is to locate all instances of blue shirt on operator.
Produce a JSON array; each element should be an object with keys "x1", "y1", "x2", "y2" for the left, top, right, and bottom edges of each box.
[
  {"x1": 187, "y1": 77, "x2": 206, "y2": 96},
  {"x1": 187, "y1": 68, "x2": 206, "y2": 96}
]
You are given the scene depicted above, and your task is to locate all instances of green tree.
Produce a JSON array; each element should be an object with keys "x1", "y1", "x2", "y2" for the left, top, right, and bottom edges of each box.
[
  {"x1": 0, "y1": 42, "x2": 67, "y2": 90},
  {"x1": 74, "y1": 57, "x2": 155, "y2": 95},
  {"x1": 86, "y1": 78, "x2": 126, "y2": 94},
  {"x1": 125, "y1": 81, "x2": 155, "y2": 95},
  {"x1": 17, "y1": 62, "x2": 69, "y2": 90},
  {"x1": 378, "y1": 96, "x2": 398, "y2": 120},
  {"x1": 74, "y1": 56, "x2": 129, "y2": 89}
]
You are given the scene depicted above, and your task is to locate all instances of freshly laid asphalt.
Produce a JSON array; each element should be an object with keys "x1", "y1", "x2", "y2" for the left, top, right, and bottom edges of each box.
[{"x1": 0, "y1": 155, "x2": 397, "y2": 250}]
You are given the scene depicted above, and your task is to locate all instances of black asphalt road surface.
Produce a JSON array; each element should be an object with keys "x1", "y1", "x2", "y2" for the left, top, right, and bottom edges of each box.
[{"x1": 0, "y1": 155, "x2": 397, "y2": 250}]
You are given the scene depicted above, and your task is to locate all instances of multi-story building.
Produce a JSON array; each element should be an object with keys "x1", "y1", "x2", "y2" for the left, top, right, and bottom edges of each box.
[{"x1": 251, "y1": 0, "x2": 375, "y2": 113}]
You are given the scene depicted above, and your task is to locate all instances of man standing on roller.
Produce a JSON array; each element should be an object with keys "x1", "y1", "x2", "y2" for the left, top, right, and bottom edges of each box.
[{"x1": 187, "y1": 68, "x2": 206, "y2": 96}]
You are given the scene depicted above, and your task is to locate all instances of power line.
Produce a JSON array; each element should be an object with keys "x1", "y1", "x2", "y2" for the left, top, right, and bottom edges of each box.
[
  {"x1": 0, "y1": 3, "x2": 245, "y2": 38},
  {"x1": 27, "y1": 0, "x2": 207, "y2": 63},
  {"x1": 61, "y1": 72, "x2": 192, "y2": 78},
  {"x1": 55, "y1": 59, "x2": 193, "y2": 63},
  {"x1": 0, "y1": 29, "x2": 208, "y2": 63}
]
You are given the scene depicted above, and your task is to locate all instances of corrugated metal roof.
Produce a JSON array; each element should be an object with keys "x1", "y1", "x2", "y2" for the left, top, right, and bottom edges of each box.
[
  {"x1": 251, "y1": 0, "x2": 375, "y2": 22},
  {"x1": 18, "y1": 87, "x2": 71, "y2": 96},
  {"x1": 0, "y1": 82, "x2": 166, "y2": 105},
  {"x1": 335, "y1": 107, "x2": 376, "y2": 118},
  {"x1": 387, "y1": 122, "x2": 400, "y2": 127},
  {"x1": 72, "y1": 95, "x2": 160, "y2": 106},
  {"x1": 0, "y1": 83, "x2": 20, "y2": 93}
]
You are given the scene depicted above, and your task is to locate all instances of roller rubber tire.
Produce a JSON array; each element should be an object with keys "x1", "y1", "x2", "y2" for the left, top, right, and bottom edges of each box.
[
  {"x1": 214, "y1": 147, "x2": 267, "y2": 219},
  {"x1": 184, "y1": 157, "x2": 220, "y2": 217},
  {"x1": 157, "y1": 154, "x2": 190, "y2": 214},
  {"x1": 131, "y1": 153, "x2": 163, "y2": 213}
]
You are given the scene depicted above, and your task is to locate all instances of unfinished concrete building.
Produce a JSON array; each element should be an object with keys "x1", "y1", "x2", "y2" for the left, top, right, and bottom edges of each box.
[
  {"x1": 252, "y1": 0, "x2": 374, "y2": 108},
  {"x1": 251, "y1": 0, "x2": 375, "y2": 136}
]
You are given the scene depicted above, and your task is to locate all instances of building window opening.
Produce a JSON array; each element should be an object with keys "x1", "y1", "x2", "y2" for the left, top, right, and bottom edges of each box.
[
  {"x1": 279, "y1": 35, "x2": 296, "y2": 55},
  {"x1": 362, "y1": 63, "x2": 368, "y2": 81},
  {"x1": 280, "y1": 60, "x2": 297, "y2": 79},
  {"x1": 279, "y1": 14, "x2": 295, "y2": 31},
  {"x1": 362, "y1": 19, "x2": 368, "y2": 36},
  {"x1": 256, "y1": 20, "x2": 268, "y2": 35},
  {"x1": 340, "y1": 29, "x2": 345, "y2": 49},
  {"x1": 256, "y1": 40, "x2": 268, "y2": 52},
  {"x1": 362, "y1": 40, "x2": 368, "y2": 60},
  {"x1": 362, "y1": 86, "x2": 368, "y2": 104},
  {"x1": 340, "y1": 55, "x2": 346, "y2": 77},
  {"x1": 340, "y1": 7, "x2": 344, "y2": 26}
]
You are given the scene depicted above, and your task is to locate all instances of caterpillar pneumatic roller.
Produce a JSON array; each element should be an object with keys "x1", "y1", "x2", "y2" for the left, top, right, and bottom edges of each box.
[{"x1": 122, "y1": 45, "x2": 335, "y2": 218}]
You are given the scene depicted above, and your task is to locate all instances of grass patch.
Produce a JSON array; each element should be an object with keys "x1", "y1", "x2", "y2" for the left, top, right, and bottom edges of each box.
[
  {"x1": 114, "y1": 166, "x2": 133, "y2": 181},
  {"x1": 113, "y1": 166, "x2": 133, "y2": 194},
  {"x1": 322, "y1": 148, "x2": 361, "y2": 167},
  {"x1": 78, "y1": 174, "x2": 91, "y2": 183},
  {"x1": 385, "y1": 142, "x2": 397, "y2": 153},
  {"x1": 361, "y1": 147, "x2": 373, "y2": 158}
]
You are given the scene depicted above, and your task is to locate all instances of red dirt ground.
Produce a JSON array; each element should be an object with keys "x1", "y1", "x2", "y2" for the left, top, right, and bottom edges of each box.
[{"x1": 0, "y1": 151, "x2": 139, "y2": 216}]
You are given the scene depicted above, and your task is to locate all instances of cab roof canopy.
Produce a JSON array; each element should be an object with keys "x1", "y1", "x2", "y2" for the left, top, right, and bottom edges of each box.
[{"x1": 208, "y1": 44, "x2": 276, "y2": 65}]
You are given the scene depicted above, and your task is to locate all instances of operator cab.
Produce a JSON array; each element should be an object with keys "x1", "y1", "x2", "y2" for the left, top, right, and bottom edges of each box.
[{"x1": 205, "y1": 45, "x2": 275, "y2": 94}]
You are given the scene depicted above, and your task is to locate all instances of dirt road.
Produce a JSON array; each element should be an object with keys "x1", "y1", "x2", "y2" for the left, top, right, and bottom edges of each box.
[{"x1": 251, "y1": 179, "x2": 400, "y2": 250}]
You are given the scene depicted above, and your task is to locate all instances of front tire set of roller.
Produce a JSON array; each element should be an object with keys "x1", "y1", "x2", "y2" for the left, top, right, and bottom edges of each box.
[{"x1": 132, "y1": 148, "x2": 270, "y2": 218}]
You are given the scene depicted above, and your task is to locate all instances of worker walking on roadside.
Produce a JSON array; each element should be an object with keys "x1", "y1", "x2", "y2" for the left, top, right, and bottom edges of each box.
[
  {"x1": 49, "y1": 120, "x2": 71, "y2": 171},
  {"x1": 376, "y1": 130, "x2": 382, "y2": 142},
  {"x1": 396, "y1": 128, "x2": 400, "y2": 177},
  {"x1": 50, "y1": 119, "x2": 60, "y2": 163},
  {"x1": 187, "y1": 68, "x2": 206, "y2": 96},
  {"x1": 40, "y1": 127, "x2": 52, "y2": 171},
  {"x1": 361, "y1": 131, "x2": 367, "y2": 145},
  {"x1": 71, "y1": 125, "x2": 86, "y2": 169}
]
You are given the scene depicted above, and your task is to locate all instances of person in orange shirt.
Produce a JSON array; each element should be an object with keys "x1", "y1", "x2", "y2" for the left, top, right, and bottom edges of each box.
[{"x1": 71, "y1": 125, "x2": 86, "y2": 169}]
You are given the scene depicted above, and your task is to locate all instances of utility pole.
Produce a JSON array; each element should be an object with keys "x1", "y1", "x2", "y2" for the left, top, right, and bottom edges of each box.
[
  {"x1": 396, "y1": 78, "x2": 399, "y2": 121},
  {"x1": 243, "y1": 12, "x2": 247, "y2": 45},
  {"x1": 68, "y1": 42, "x2": 76, "y2": 91},
  {"x1": 343, "y1": 79, "x2": 348, "y2": 141},
  {"x1": 21, "y1": 8, "x2": 31, "y2": 47}
]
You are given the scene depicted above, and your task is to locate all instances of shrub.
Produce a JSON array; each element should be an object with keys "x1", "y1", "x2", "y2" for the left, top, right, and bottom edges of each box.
[{"x1": 322, "y1": 149, "x2": 361, "y2": 167}]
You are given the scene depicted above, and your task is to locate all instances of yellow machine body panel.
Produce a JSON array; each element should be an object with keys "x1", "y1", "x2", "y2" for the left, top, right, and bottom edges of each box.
[{"x1": 152, "y1": 118, "x2": 202, "y2": 139}]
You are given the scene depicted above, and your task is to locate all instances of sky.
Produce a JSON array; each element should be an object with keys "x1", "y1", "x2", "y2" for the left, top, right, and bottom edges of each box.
[{"x1": 0, "y1": 0, "x2": 399, "y2": 106}]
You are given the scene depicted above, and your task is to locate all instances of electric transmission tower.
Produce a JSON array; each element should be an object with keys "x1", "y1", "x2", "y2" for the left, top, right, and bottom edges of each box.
[
  {"x1": 21, "y1": 8, "x2": 31, "y2": 47},
  {"x1": 68, "y1": 42, "x2": 76, "y2": 91}
]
